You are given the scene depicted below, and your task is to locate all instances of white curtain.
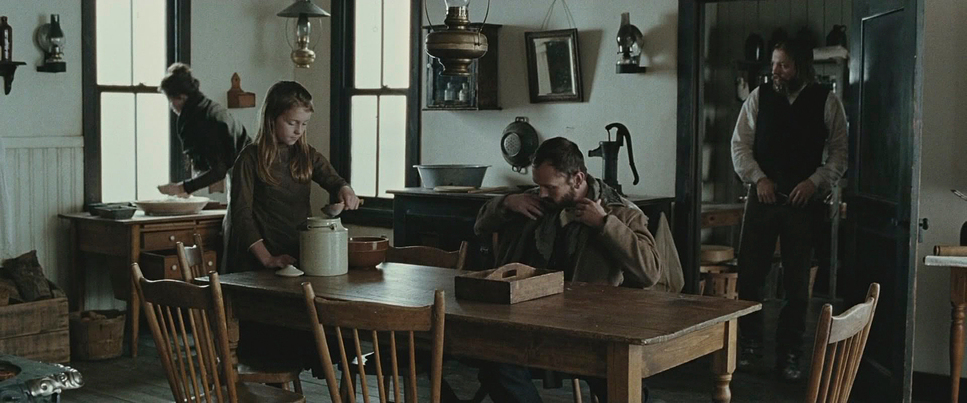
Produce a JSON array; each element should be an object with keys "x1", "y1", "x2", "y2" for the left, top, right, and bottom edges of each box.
[{"x1": 0, "y1": 138, "x2": 13, "y2": 258}]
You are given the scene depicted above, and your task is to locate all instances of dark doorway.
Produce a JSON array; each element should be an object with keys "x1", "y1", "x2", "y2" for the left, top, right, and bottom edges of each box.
[{"x1": 677, "y1": 0, "x2": 923, "y2": 401}]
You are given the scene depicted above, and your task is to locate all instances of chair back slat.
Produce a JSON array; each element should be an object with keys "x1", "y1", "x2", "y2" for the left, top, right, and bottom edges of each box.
[
  {"x1": 805, "y1": 283, "x2": 880, "y2": 403},
  {"x1": 132, "y1": 263, "x2": 238, "y2": 403},
  {"x1": 389, "y1": 332, "x2": 401, "y2": 403},
  {"x1": 314, "y1": 299, "x2": 433, "y2": 331},
  {"x1": 352, "y1": 329, "x2": 371, "y2": 403},
  {"x1": 176, "y1": 235, "x2": 214, "y2": 282},
  {"x1": 371, "y1": 331, "x2": 387, "y2": 402},
  {"x1": 386, "y1": 242, "x2": 468, "y2": 270},
  {"x1": 140, "y1": 278, "x2": 215, "y2": 311},
  {"x1": 302, "y1": 283, "x2": 446, "y2": 403}
]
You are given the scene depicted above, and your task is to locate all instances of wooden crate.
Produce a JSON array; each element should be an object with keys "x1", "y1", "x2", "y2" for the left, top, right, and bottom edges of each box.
[
  {"x1": 0, "y1": 296, "x2": 70, "y2": 364},
  {"x1": 454, "y1": 263, "x2": 563, "y2": 304}
]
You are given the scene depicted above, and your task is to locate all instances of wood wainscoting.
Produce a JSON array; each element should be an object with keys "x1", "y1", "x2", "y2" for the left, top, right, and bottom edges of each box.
[{"x1": 1, "y1": 136, "x2": 121, "y2": 310}]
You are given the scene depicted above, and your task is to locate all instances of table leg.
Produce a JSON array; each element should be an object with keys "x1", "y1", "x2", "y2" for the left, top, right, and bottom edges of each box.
[
  {"x1": 951, "y1": 302, "x2": 965, "y2": 403},
  {"x1": 225, "y1": 294, "x2": 239, "y2": 366},
  {"x1": 607, "y1": 343, "x2": 642, "y2": 403},
  {"x1": 128, "y1": 228, "x2": 141, "y2": 358},
  {"x1": 711, "y1": 319, "x2": 737, "y2": 403},
  {"x1": 69, "y1": 224, "x2": 85, "y2": 312}
]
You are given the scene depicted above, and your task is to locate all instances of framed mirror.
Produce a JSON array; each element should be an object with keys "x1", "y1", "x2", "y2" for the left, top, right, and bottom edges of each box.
[{"x1": 524, "y1": 29, "x2": 583, "y2": 103}]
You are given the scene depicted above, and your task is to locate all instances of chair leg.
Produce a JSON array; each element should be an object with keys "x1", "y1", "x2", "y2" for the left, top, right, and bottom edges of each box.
[
  {"x1": 293, "y1": 377, "x2": 303, "y2": 394},
  {"x1": 571, "y1": 378, "x2": 583, "y2": 403}
]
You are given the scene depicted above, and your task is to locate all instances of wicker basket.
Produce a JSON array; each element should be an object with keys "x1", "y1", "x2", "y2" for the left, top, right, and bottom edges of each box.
[{"x1": 69, "y1": 310, "x2": 125, "y2": 360}]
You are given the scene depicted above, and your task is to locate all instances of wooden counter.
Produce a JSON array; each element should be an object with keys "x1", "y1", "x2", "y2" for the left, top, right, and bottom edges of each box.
[{"x1": 59, "y1": 210, "x2": 225, "y2": 357}]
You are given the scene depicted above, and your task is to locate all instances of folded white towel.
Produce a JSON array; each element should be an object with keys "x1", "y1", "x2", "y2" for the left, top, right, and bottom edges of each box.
[{"x1": 813, "y1": 45, "x2": 849, "y2": 61}]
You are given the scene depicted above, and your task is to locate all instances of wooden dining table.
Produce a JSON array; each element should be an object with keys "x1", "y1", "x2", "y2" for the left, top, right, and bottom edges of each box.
[{"x1": 205, "y1": 263, "x2": 760, "y2": 402}]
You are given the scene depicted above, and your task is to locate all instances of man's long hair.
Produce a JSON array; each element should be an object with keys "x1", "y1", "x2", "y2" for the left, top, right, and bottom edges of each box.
[{"x1": 774, "y1": 39, "x2": 816, "y2": 85}]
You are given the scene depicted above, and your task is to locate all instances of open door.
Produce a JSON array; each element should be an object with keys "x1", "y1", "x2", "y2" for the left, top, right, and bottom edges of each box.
[{"x1": 843, "y1": 0, "x2": 922, "y2": 401}]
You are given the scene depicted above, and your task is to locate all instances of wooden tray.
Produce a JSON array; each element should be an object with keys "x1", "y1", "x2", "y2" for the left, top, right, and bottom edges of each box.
[{"x1": 454, "y1": 263, "x2": 563, "y2": 304}]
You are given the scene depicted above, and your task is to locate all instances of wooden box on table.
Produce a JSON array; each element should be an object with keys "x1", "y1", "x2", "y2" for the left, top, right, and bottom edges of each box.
[{"x1": 454, "y1": 263, "x2": 563, "y2": 304}]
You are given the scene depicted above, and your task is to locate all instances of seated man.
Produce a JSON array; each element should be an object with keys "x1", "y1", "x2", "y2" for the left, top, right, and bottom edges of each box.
[{"x1": 473, "y1": 137, "x2": 674, "y2": 403}]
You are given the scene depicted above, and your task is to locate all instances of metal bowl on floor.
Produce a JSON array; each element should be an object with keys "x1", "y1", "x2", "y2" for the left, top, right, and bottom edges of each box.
[{"x1": 414, "y1": 164, "x2": 489, "y2": 189}]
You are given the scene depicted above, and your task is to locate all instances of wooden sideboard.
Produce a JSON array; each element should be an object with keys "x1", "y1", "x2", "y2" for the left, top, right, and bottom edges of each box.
[
  {"x1": 59, "y1": 210, "x2": 225, "y2": 357},
  {"x1": 388, "y1": 188, "x2": 674, "y2": 269}
]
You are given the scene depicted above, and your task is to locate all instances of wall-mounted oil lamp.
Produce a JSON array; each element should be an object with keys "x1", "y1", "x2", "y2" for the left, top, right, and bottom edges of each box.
[
  {"x1": 0, "y1": 16, "x2": 26, "y2": 95},
  {"x1": 425, "y1": 0, "x2": 490, "y2": 76},
  {"x1": 615, "y1": 12, "x2": 646, "y2": 74},
  {"x1": 277, "y1": 0, "x2": 330, "y2": 68},
  {"x1": 35, "y1": 14, "x2": 66, "y2": 73}
]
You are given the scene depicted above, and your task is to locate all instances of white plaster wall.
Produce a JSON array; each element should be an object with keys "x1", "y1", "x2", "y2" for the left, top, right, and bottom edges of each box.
[
  {"x1": 420, "y1": 0, "x2": 679, "y2": 196},
  {"x1": 0, "y1": 0, "x2": 82, "y2": 137},
  {"x1": 914, "y1": 0, "x2": 967, "y2": 376}
]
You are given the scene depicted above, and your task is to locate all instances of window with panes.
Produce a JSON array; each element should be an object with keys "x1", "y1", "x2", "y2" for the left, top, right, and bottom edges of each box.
[
  {"x1": 83, "y1": 0, "x2": 189, "y2": 204},
  {"x1": 331, "y1": 0, "x2": 421, "y2": 212}
]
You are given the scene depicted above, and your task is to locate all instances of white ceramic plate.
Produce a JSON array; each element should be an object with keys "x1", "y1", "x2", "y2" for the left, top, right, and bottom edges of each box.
[
  {"x1": 134, "y1": 196, "x2": 210, "y2": 216},
  {"x1": 275, "y1": 265, "x2": 304, "y2": 277}
]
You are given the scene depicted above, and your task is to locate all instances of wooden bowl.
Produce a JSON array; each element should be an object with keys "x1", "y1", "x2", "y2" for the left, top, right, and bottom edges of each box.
[{"x1": 348, "y1": 236, "x2": 389, "y2": 268}]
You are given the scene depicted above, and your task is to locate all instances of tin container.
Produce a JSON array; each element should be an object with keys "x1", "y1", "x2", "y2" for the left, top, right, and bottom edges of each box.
[{"x1": 299, "y1": 217, "x2": 348, "y2": 276}]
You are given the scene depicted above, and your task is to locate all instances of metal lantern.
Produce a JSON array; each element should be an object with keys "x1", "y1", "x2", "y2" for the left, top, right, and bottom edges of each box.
[
  {"x1": 424, "y1": 0, "x2": 490, "y2": 77},
  {"x1": 36, "y1": 14, "x2": 66, "y2": 73},
  {"x1": 277, "y1": 0, "x2": 330, "y2": 68},
  {"x1": 615, "y1": 12, "x2": 645, "y2": 74}
]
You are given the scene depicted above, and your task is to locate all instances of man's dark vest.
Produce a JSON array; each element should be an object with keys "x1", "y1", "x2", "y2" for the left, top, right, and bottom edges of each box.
[{"x1": 754, "y1": 83, "x2": 829, "y2": 195}]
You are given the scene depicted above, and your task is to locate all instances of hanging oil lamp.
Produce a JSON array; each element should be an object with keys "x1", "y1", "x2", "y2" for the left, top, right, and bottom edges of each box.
[{"x1": 424, "y1": 0, "x2": 490, "y2": 76}]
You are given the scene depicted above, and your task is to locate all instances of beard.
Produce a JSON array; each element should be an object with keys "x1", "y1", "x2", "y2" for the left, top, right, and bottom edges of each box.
[
  {"x1": 772, "y1": 75, "x2": 803, "y2": 95},
  {"x1": 542, "y1": 187, "x2": 579, "y2": 210}
]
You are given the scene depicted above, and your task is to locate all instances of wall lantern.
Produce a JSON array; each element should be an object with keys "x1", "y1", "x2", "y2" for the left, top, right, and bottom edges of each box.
[
  {"x1": 35, "y1": 14, "x2": 66, "y2": 73},
  {"x1": 424, "y1": 0, "x2": 490, "y2": 77},
  {"x1": 615, "y1": 12, "x2": 645, "y2": 74},
  {"x1": 277, "y1": 0, "x2": 330, "y2": 68}
]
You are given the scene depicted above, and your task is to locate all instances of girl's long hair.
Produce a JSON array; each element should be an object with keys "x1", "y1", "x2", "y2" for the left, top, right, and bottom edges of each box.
[{"x1": 253, "y1": 81, "x2": 314, "y2": 185}]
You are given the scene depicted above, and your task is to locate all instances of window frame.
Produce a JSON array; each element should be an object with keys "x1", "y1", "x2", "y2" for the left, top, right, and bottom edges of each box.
[
  {"x1": 330, "y1": 0, "x2": 423, "y2": 227},
  {"x1": 81, "y1": 0, "x2": 191, "y2": 206}
]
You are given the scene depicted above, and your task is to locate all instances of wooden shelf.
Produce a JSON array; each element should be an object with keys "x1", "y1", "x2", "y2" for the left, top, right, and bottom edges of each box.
[{"x1": 0, "y1": 61, "x2": 27, "y2": 95}]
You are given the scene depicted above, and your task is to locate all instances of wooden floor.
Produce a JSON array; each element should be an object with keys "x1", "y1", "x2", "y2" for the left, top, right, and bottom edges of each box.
[{"x1": 62, "y1": 297, "x2": 836, "y2": 403}]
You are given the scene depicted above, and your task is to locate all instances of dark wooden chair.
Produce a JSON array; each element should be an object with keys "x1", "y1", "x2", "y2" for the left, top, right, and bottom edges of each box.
[
  {"x1": 805, "y1": 283, "x2": 881, "y2": 403},
  {"x1": 385, "y1": 241, "x2": 468, "y2": 270},
  {"x1": 131, "y1": 263, "x2": 305, "y2": 403},
  {"x1": 176, "y1": 236, "x2": 304, "y2": 394},
  {"x1": 302, "y1": 282, "x2": 446, "y2": 403}
]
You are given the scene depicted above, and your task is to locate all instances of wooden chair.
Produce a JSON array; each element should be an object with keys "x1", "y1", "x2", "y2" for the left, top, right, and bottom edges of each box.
[
  {"x1": 385, "y1": 241, "x2": 468, "y2": 270},
  {"x1": 699, "y1": 265, "x2": 739, "y2": 300},
  {"x1": 175, "y1": 237, "x2": 304, "y2": 394},
  {"x1": 804, "y1": 283, "x2": 881, "y2": 403},
  {"x1": 131, "y1": 263, "x2": 305, "y2": 403},
  {"x1": 302, "y1": 282, "x2": 446, "y2": 403}
]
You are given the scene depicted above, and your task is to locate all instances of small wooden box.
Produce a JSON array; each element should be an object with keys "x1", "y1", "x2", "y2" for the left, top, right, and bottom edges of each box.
[
  {"x1": 454, "y1": 263, "x2": 563, "y2": 304},
  {"x1": 0, "y1": 295, "x2": 70, "y2": 364}
]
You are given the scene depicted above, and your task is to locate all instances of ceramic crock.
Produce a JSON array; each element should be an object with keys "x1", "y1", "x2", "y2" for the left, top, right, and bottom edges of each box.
[{"x1": 299, "y1": 217, "x2": 348, "y2": 276}]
